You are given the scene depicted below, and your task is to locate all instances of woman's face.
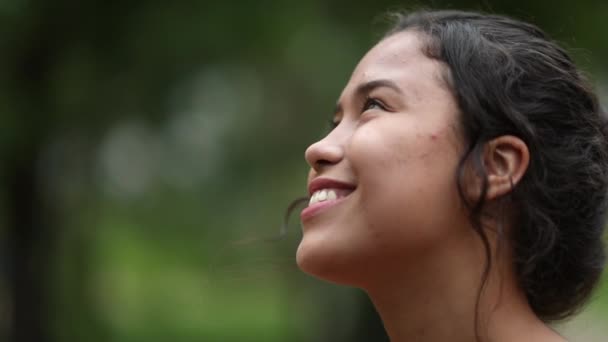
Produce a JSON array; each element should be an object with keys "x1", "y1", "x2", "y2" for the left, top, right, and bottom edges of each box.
[{"x1": 297, "y1": 31, "x2": 469, "y2": 286}]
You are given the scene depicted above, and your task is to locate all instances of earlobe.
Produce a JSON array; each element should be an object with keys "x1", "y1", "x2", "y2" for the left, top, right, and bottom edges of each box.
[{"x1": 484, "y1": 135, "x2": 530, "y2": 200}]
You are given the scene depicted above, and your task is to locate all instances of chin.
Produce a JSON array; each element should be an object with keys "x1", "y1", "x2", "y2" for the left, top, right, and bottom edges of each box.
[{"x1": 296, "y1": 236, "x2": 366, "y2": 286}]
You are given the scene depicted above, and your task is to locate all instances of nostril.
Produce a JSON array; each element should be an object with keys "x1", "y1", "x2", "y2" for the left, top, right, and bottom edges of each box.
[{"x1": 315, "y1": 159, "x2": 334, "y2": 170}]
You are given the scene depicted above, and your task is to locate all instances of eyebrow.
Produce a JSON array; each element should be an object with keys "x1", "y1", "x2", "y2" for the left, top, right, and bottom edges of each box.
[{"x1": 334, "y1": 79, "x2": 403, "y2": 116}]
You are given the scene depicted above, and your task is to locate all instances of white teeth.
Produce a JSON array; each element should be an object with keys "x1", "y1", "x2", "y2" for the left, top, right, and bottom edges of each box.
[
  {"x1": 317, "y1": 189, "x2": 327, "y2": 201},
  {"x1": 309, "y1": 192, "x2": 318, "y2": 206},
  {"x1": 309, "y1": 189, "x2": 339, "y2": 205}
]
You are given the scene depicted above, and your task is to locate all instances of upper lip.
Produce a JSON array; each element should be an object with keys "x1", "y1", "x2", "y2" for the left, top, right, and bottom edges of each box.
[{"x1": 308, "y1": 177, "x2": 356, "y2": 196}]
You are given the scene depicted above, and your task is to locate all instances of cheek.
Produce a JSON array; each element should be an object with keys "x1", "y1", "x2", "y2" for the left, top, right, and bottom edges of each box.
[
  {"x1": 349, "y1": 123, "x2": 463, "y2": 244},
  {"x1": 349, "y1": 121, "x2": 457, "y2": 182}
]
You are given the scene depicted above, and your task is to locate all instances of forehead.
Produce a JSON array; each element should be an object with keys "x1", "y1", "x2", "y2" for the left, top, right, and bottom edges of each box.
[{"x1": 341, "y1": 31, "x2": 445, "y2": 98}]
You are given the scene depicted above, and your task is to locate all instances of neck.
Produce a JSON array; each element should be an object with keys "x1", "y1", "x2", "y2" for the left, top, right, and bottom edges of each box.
[{"x1": 363, "y1": 232, "x2": 564, "y2": 342}]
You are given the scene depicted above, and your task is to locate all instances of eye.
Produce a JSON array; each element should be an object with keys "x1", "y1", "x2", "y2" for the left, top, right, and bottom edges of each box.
[{"x1": 363, "y1": 97, "x2": 386, "y2": 112}]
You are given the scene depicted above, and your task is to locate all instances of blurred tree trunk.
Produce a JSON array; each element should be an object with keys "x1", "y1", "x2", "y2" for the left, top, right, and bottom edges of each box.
[
  {"x1": 4, "y1": 6, "x2": 56, "y2": 339},
  {"x1": 6, "y1": 145, "x2": 53, "y2": 342}
]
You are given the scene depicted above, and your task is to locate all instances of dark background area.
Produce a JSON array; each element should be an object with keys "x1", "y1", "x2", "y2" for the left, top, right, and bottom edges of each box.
[{"x1": 0, "y1": 0, "x2": 606, "y2": 341}]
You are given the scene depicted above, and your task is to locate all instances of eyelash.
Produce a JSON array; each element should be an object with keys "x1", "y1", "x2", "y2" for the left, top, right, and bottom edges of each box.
[
  {"x1": 327, "y1": 97, "x2": 386, "y2": 131},
  {"x1": 363, "y1": 96, "x2": 386, "y2": 111}
]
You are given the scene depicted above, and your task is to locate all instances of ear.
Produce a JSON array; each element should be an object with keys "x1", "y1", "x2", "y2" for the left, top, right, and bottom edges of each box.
[{"x1": 483, "y1": 135, "x2": 530, "y2": 200}]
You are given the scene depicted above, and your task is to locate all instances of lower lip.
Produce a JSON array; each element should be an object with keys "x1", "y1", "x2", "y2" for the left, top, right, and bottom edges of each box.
[{"x1": 300, "y1": 196, "x2": 348, "y2": 221}]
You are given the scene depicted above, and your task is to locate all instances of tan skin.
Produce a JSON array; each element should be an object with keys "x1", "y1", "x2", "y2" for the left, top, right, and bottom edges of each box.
[{"x1": 298, "y1": 31, "x2": 566, "y2": 341}]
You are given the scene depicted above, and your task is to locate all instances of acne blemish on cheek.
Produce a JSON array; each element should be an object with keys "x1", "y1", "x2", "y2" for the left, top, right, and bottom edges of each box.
[{"x1": 430, "y1": 134, "x2": 438, "y2": 141}]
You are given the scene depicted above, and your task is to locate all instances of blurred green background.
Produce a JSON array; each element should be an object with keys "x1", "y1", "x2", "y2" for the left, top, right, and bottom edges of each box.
[{"x1": 0, "y1": 0, "x2": 606, "y2": 341}]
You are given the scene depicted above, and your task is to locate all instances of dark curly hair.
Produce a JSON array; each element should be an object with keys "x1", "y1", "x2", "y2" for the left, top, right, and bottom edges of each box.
[{"x1": 386, "y1": 9, "x2": 608, "y2": 327}]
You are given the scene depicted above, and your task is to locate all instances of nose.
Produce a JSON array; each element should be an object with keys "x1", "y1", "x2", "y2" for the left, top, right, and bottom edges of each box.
[{"x1": 305, "y1": 133, "x2": 345, "y2": 172}]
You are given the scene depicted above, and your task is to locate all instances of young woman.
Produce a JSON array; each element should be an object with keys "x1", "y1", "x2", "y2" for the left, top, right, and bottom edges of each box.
[{"x1": 297, "y1": 10, "x2": 607, "y2": 342}]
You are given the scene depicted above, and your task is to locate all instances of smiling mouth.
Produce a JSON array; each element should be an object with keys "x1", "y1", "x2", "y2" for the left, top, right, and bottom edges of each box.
[
  {"x1": 308, "y1": 188, "x2": 354, "y2": 206},
  {"x1": 301, "y1": 187, "x2": 355, "y2": 222}
]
